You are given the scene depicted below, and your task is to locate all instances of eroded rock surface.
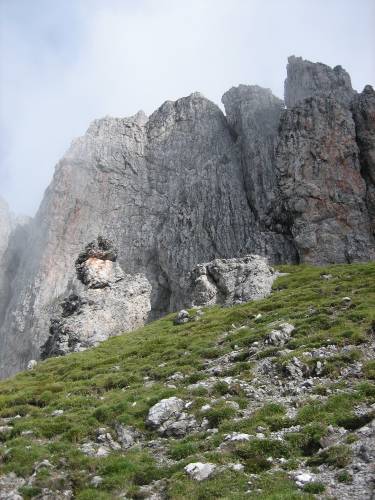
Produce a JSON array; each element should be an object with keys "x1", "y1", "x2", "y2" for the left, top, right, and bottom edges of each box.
[
  {"x1": 276, "y1": 58, "x2": 374, "y2": 263},
  {"x1": 284, "y1": 55, "x2": 354, "y2": 108},
  {"x1": 352, "y1": 85, "x2": 375, "y2": 234},
  {"x1": 41, "y1": 237, "x2": 151, "y2": 358},
  {"x1": 189, "y1": 255, "x2": 277, "y2": 306},
  {"x1": 146, "y1": 397, "x2": 199, "y2": 437}
]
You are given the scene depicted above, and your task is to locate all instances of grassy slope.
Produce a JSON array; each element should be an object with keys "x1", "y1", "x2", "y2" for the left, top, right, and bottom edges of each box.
[{"x1": 0, "y1": 263, "x2": 374, "y2": 499}]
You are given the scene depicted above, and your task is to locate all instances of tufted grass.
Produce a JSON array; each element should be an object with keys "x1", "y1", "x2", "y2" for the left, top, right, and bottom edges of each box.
[{"x1": 0, "y1": 262, "x2": 374, "y2": 498}]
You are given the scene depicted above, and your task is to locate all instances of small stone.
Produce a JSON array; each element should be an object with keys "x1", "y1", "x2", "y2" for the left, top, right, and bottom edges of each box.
[
  {"x1": 115, "y1": 424, "x2": 140, "y2": 449},
  {"x1": 174, "y1": 310, "x2": 190, "y2": 325},
  {"x1": 225, "y1": 432, "x2": 251, "y2": 442},
  {"x1": 51, "y1": 409, "x2": 64, "y2": 417},
  {"x1": 295, "y1": 472, "x2": 313, "y2": 484},
  {"x1": 228, "y1": 463, "x2": 245, "y2": 472},
  {"x1": 27, "y1": 359, "x2": 37, "y2": 370},
  {"x1": 265, "y1": 322, "x2": 295, "y2": 346},
  {"x1": 0, "y1": 425, "x2": 12, "y2": 434},
  {"x1": 184, "y1": 462, "x2": 216, "y2": 481},
  {"x1": 201, "y1": 404, "x2": 211, "y2": 412},
  {"x1": 341, "y1": 296, "x2": 352, "y2": 303},
  {"x1": 34, "y1": 459, "x2": 53, "y2": 472},
  {"x1": 168, "y1": 372, "x2": 185, "y2": 382},
  {"x1": 91, "y1": 476, "x2": 103, "y2": 487},
  {"x1": 96, "y1": 446, "x2": 110, "y2": 457},
  {"x1": 21, "y1": 430, "x2": 34, "y2": 436}
]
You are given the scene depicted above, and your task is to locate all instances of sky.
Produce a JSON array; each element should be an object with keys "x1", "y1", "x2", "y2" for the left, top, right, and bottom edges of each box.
[{"x1": 0, "y1": 0, "x2": 374, "y2": 215}]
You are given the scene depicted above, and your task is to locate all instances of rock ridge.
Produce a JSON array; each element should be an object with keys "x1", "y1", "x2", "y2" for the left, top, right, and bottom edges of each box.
[{"x1": 0, "y1": 55, "x2": 374, "y2": 377}]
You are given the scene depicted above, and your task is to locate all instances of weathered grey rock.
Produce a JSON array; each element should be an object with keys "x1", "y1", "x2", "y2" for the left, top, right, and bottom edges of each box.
[
  {"x1": 0, "y1": 95, "x2": 279, "y2": 377},
  {"x1": 0, "y1": 198, "x2": 31, "y2": 339},
  {"x1": 189, "y1": 255, "x2": 277, "y2": 306},
  {"x1": 284, "y1": 357, "x2": 310, "y2": 379},
  {"x1": 90, "y1": 476, "x2": 103, "y2": 488},
  {"x1": 352, "y1": 85, "x2": 375, "y2": 234},
  {"x1": 115, "y1": 424, "x2": 141, "y2": 449},
  {"x1": 0, "y1": 472, "x2": 25, "y2": 500},
  {"x1": 41, "y1": 238, "x2": 151, "y2": 358},
  {"x1": 276, "y1": 94, "x2": 374, "y2": 263},
  {"x1": 184, "y1": 462, "x2": 217, "y2": 481},
  {"x1": 285, "y1": 55, "x2": 354, "y2": 109},
  {"x1": 146, "y1": 397, "x2": 197, "y2": 437},
  {"x1": 138, "y1": 479, "x2": 167, "y2": 500},
  {"x1": 174, "y1": 310, "x2": 190, "y2": 325},
  {"x1": 146, "y1": 397, "x2": 185, "y2": 428},
  {"x1": 26, "y1": 359, "x2": 37, "y2": 370},
  {"x1": 224, "y1": 432, "x2": 251, "y2": 442},
  {"x1": 222, "y1": 85, "x2": 284, "y2": 220},
  {"x1": 96, "y1": 428, "x2": 121, "y2": 451},
  {"x1": 265, "y1": 322, "x2": 295, "y2": 346},
  {"x1": 0, "y1": 198, "x2": 12, "y2": 270},
  {"x1": 0, "y1": 425, "x2": 12, "y2": 435}
]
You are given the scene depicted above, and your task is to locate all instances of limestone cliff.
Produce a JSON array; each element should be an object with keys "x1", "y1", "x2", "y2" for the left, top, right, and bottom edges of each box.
[{"x1": 0, "y1": 56, "x2": 374, "y2": 377}]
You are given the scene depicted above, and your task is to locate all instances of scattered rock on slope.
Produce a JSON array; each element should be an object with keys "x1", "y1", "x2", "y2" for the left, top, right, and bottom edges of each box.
[
  {"x1": 146, "y1": 397, "x2": 198, "y2": 437},
  {"x1": 189, "y1": 255, "x2": 277, "y2": 307}
]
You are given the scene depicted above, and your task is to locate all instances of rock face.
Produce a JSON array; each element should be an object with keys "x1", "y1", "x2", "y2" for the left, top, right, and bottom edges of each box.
[
  {"x1": 284, "y1": 55, "x2": 354, "y2": 108},
  {"x1": 189, "y1": 255, "x2": 277, "y2": 306},
  {"x1": 275, "y1": 57, "x2": 374, "y2": 263},
  {"x1": 222, "y1": 85, "x2": 284, "y2": 220},
  {"x1": 351, "y1": 85, "x2": 375, "y2": 234},
  {"x1": 276, "y1": 96, "x2": 373, "y2": 262},
  {"x1": 0, "y1": 198, "x2": 31, "y2": 371},
  {"x1": 41, "y1": 237, "x2": 151, "y2": 358},
  {"x1": 0, "y1": 56, "x2": 374, "y2": 377}
]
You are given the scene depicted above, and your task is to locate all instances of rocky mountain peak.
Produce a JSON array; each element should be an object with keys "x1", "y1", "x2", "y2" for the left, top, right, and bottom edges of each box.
[
  {"x1": 284, "y1": 55, "x2": 354, "y2": 108},
  {"x1": 0, "y1": 56, "x2": 374, "y2": 378}
]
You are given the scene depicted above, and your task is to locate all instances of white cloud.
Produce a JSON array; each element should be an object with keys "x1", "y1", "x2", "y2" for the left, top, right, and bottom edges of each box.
[{"x1": 1, "y1": 0, "x2": 374, "y2": 214}]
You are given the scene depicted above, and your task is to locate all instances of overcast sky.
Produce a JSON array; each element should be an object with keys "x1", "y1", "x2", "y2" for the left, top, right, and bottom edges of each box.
[{"x1": 1, "y1": 0, "x2": 374, "y2": 215}]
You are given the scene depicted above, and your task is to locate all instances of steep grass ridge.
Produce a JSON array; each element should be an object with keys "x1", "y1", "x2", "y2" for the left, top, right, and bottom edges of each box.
[{"x1": 0, "y1": 263, "x2": 374, "y2": 499}]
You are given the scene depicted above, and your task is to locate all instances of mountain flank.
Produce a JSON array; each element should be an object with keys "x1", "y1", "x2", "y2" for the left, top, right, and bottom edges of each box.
[
  {"x1": 0, "y1": 263, "x2": 374, "y2": 498},
  {"x1": 0, "y1": 55, "x2": 374, "y2": 379}
]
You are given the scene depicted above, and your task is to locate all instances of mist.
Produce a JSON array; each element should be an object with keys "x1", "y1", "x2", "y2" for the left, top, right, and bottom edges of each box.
[{"x1": 1, "y1": 0, "x2": 374, "y2": 215}]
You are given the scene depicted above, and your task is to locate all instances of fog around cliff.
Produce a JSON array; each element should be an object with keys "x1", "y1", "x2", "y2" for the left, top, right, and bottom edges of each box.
[{"x1": 1, "y1": 0, "x2": 374, "y2": 215}]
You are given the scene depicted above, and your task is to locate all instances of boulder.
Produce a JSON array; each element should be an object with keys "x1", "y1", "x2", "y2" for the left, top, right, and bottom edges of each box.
[
  {"x1": 146, "y1": 397, "x2": 198, "y2": 437},
  {"x1": 265, "y1": 322, "x2": 295, "y2": 346},
  {"x1": 184, "y1": 462, "x2": 217, "y2": 481},
  {"x1": 115, "y1": 424, "x2": 141, "y2": 449},
  {"x1": 174, "y1": 310, "x2": 190, "y2": 325},
  {"x1": 189, "y1": 255, "x2": 277, "y2": 307}
]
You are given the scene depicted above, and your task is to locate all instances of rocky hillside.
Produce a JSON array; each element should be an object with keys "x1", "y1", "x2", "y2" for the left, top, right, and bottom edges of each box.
[
  {"x1": 0, "y1": 263, "x2": 374, "y2": 499},
  {"x1": 0, "y1": 55, "x2": 374, "y2": 378}
]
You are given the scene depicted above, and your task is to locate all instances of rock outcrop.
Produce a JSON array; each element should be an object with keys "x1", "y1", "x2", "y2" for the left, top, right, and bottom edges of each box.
[
  {"x1": 351, "y1": 85, "x2": 375, "y2": 234},
  {"x1": 189, "y1": 255, "x2": 277, "y2": 307},
  {"x1": 41, "y1": 237, "x2": 151, "y2": 358},
  {"x1": 0, "y1": 56, "x2": 374, "y2": 377},
  {"x1": 284, "y1": 55, "x2": 354, "y2": 108},
  {"x1": 276, "y1": 96, "x2": 373, "y2": 263}
]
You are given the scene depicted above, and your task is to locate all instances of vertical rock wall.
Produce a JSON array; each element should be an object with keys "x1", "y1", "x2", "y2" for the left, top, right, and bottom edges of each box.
[{"x1": 0, "y1": 56, "x2": 374, "y2": 377}]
